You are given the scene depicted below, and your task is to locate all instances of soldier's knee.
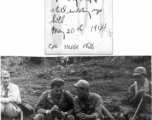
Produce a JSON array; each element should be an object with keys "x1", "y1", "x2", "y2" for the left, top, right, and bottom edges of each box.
[
  {"x1": 4, "y1": 103, "x2": 21, "y2": 118},
  {"x1": 34, "y1": 114, "x2": 45, "y2": 120},
  {"x1": 1, "y1": 103, "x2": 5, "y2": 113},
  {"x1": 66, "y1": 115, "x2": 75, "y2": 120}
]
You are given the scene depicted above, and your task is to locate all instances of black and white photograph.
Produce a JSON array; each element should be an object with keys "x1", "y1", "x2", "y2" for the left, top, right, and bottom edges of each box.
[
  {"x1": 1, "y1": 0, "x2": 152, "y2": 120},
  {"x1": 0, "y1": 56, "x2": 151, "y2": 120}
]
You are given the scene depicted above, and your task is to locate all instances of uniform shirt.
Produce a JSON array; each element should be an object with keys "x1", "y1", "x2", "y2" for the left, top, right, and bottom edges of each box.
[
  {"x1": 74, "y1": 92, "x2": 103, "y2": 118},
  {"x1": 35, "y1": 90, "x2": 74, "y2": 113},
  {"x1": 128, "y1": 79, "x2": 152, "y2": 107},
  {"x1": 0, "y1": 83, "x2": 21, "y2": 104}
]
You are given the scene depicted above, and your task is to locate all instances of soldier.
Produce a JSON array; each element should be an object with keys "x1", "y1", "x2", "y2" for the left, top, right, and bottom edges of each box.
[
  {"x1": 34, "y1": 78, "x2": 75, "y2": 120},
  {"x1": 74, "y1": 79, "x2": 115, "y2": 120},
  {"x1": 128, "y1": 66, "x2": 152, "y2": 120},
  {"x1": 1, "y1": 70, "x2": 21, "y2": 118}
]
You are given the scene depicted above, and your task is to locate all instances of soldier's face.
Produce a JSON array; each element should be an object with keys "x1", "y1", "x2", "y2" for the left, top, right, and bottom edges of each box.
[
  {"x1": 52, "y1": 85, "x2": 64, "y2": 98},
  {"x1": 1, "y1": 76, "x2": 10, "y2": 88},
  {"x1": 75, "y1": 87, "x2": 86, "y2": 98},
  {"x1": 134, "y1": 74, "x2": 144, "y2": 83}
]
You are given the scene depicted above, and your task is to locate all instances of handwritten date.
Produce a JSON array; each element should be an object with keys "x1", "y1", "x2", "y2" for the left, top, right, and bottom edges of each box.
[{"x1": 51, "y1": 26, "x2": 65, "y2": 39}]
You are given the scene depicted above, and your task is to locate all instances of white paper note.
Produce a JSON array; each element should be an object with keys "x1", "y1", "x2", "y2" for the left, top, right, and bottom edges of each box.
[{"x1": 45, "y1": 0, "x2": 113, "y2": 55}]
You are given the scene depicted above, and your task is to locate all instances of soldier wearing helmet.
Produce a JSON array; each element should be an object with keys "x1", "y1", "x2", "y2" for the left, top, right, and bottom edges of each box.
[
  {"x1": 74, "y1": 79, "x2": 115, "y2": 120},
  {"x1": 128, "y1": 66, "x2": 152, "y2": 120}
]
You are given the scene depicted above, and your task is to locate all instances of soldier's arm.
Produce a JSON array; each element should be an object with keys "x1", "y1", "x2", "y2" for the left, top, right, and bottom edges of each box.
[
  {"x1": 64, "y1": 91, "x2": 74, "y2": 115},
  {"x1": 145, "y1": 82, "x2": 152, "y2": 100},
  {"x1": 128, "y1": 85, "x2": 139, "y2": 105},
  {"x1": 35, "y1": 91, "x2": 48, "y2": 114},
  {"x1": 65, "y1": 109, "x2": 74, "y2": 115},
  {"x1": 74, "y1": 97, "x2": 83, "y2": 118}
]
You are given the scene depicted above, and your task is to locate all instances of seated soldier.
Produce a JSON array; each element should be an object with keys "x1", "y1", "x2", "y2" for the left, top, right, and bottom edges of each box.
[
  {"x1": 34, "y1": 78, "x2": 75, "y2": 120},
  {"x1": 0, "y1": 70, "x2": 21, "y2": 118},
  {"x1": 74, "y1": 79, "x2": 115, "y2": 120},
  {"x1": 128, "y1": 66, "x2": 152, "y2": 120}
]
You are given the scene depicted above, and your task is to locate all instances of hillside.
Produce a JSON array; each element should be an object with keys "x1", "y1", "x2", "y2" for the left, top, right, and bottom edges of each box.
[{"x1": 1, "y1": 56, "x2": 151, "y2": 120}]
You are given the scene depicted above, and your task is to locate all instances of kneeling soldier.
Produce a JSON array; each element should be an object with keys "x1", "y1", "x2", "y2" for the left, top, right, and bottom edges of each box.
[{"x1": 34, "y1": 78, "x2": 75, "y2": 120}]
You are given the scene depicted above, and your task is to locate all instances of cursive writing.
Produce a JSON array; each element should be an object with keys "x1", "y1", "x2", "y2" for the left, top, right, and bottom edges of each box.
[
  {"x1": 83, "y1": 42, "x2": 94, "y2": 49},
  {"x1": 64, "y1": 44, "x2": 79, "y2": 50},
  {"x1": 91, "y1": 24, "x2": 106, "y2": 32},
  {"x1": 51, "y1": 26, "x2": 65, "y2": 39},
  {"x1": 48, "y1": 44, "x2": 58, "y2": 50},
  {"x1": 50, "y1": 5, "x2": 67, "y2": 13},
  {"x1": 55, "y1": 0, "x2": 98, "y2": 7},
  {"x1": 66, "y1": 7, "x2": 91, "y2": 19},
  {"x1": 91, "y1": 8, "x2": 102, "y2": 15},
  {"x1": 50, "y1": 14, "x2": 65, "y2": 24}
]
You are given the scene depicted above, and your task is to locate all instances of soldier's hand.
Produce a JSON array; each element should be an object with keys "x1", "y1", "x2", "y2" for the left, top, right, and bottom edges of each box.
[
  {"x1": 78, "y1": 113, "x2": 87, "y2": 120},
  {"x1": 46, "y1": 109, "x2": 52, "y2": 114},
  {"x1": 61, "y1": 111, "x2": 67, "y2": 118},
  {"x1": 138, "y1": 89, "x2": 147, "y2": 98},
  {"x1": 140, "y1": 92, "x2": 146, "y2": 98},
  {"x1": 46, "y1": 106, "x2": 57, "y2": 115},
  {"x1": 61, "y1": 111, "x2": 64, "y2": 116}
]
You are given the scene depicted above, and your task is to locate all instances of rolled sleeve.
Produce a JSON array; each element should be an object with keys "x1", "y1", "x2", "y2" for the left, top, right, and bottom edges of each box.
[{"x1": 35, "y1": 92, "x2": 47, "y2": 113}]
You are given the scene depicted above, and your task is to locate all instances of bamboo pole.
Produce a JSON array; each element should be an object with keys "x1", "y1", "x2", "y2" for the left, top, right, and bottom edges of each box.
[{"x1": 132, "y1": 98, "x2": 143, "y2": 120}]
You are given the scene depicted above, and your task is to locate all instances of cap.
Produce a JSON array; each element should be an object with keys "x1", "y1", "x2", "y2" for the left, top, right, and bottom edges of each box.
[
  {"x1": 1, "y1": 70, "x2": 10, "y2": 81},
  {"x1": 50, "y1": 78, "x2": 64, "y2": 87},
  {"x1": 133, "y1": 66, "x2": 146, "y2": 76},
  {"x1": 1, "y1": 70, "x2": 10, "y2": 77},
  {"x1": 74, "y1": 79, "x2": 90, "y2": 90}
]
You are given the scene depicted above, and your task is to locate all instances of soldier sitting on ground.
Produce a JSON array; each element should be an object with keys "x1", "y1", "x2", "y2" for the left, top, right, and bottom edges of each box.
[
  {"x1": 34, "y1": 78, "x2": 75, "y2": 120},
  {"x1": 0, "y1": 70, "x2": 21, "y2": 118},
  {"x1": 127, "y1": 66, "x2": 152, "y2": 120},
  {"x1": 73, "y1": 79, "x2": 115, "y2": 120}
]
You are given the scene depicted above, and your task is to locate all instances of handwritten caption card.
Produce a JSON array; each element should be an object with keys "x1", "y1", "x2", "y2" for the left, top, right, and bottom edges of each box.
[{"x1": 45, "y1": 0, "x2": 113, "y2": 55}]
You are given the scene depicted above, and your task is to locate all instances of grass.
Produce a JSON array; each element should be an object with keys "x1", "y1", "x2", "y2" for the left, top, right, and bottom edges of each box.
[{"x1": 1, "y1": 56, "x2": 151, "y2": 120}]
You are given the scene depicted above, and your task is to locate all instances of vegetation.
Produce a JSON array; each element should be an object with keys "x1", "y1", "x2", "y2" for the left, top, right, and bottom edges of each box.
[{"x1": 1, "y1": 56, "x2": 151, "y2": 120}]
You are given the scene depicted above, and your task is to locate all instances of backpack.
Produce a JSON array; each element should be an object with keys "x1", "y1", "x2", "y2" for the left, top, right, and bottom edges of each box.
[{"x1": 18, "y1": 101, "x2": 34, "y2": 116}]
